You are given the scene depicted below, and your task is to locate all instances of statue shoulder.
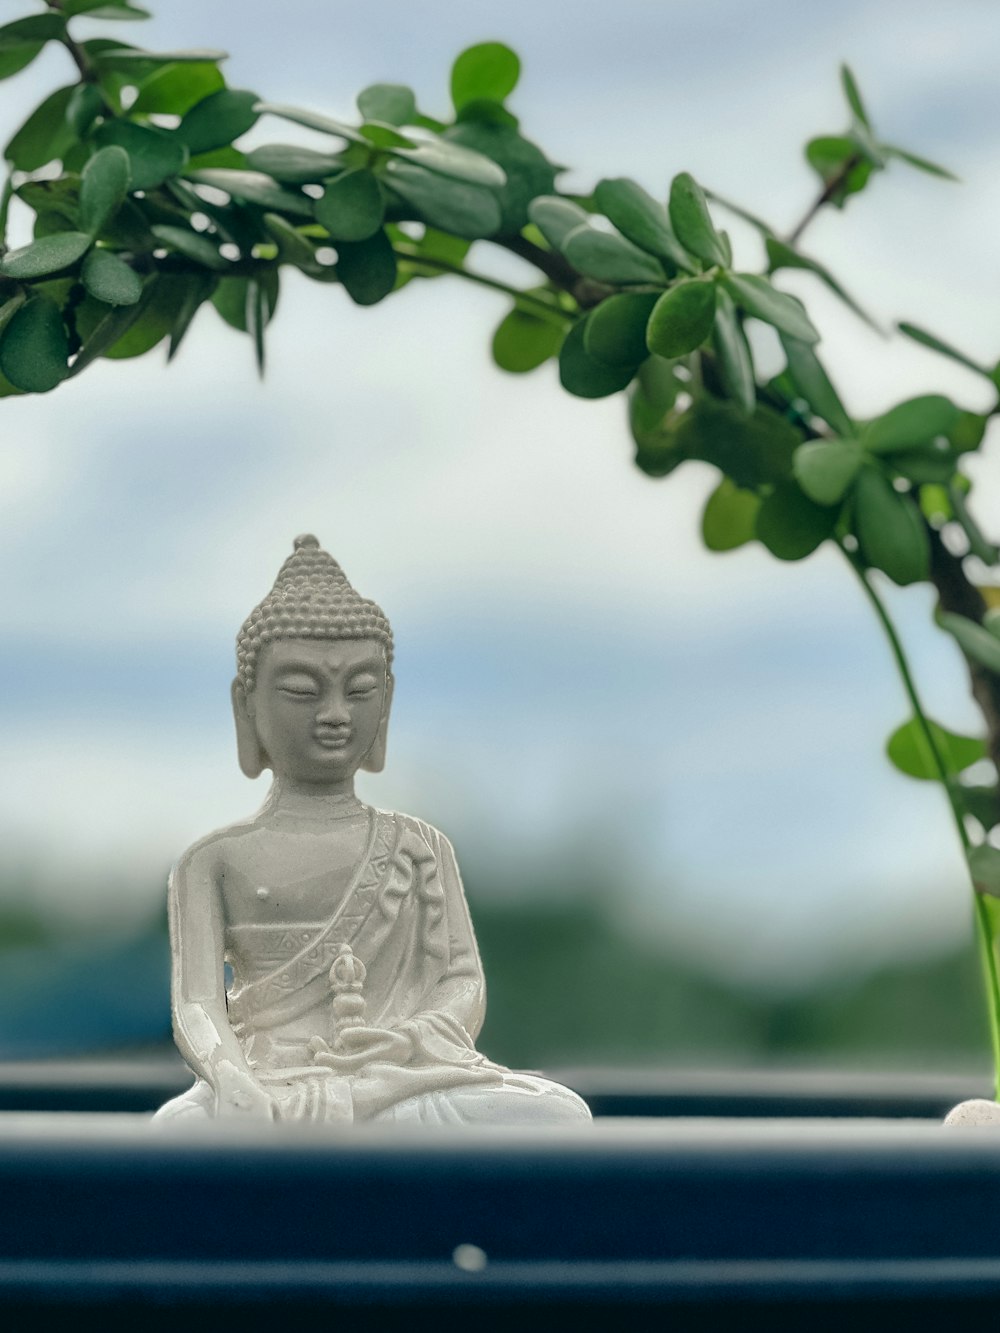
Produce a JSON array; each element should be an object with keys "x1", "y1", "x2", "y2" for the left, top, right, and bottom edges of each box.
[
  {"x1": 170, "y1": 816, "x2": 261, "y2": 882},
  {"x1": 383, "y1": 809, "x2": 459, "y2": 864}
]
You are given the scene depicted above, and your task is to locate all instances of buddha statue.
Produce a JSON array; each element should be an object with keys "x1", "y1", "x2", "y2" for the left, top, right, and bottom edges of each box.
[{"x1": 155, "y1": 535, "x2": 591, "y2": 1126}]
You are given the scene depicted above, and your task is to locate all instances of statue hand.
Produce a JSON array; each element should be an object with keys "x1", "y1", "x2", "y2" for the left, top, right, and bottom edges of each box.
[
  {"x1": 213, "y1": 1065, "x2": 276, "y2": 1120},
  {"x1": 312, "y1": 1025, "x2": 412, "y2": 1071}
]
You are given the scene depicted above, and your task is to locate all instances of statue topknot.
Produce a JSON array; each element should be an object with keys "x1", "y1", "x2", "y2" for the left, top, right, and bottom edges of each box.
[{"x1": 236, "y1": 535, "x2": 394, "y2": 693}]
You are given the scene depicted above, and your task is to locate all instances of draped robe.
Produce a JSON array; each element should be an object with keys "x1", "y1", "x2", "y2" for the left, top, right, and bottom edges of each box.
[{"x1": 156, "y1": 809, "x2": 590, "y2": 1125}]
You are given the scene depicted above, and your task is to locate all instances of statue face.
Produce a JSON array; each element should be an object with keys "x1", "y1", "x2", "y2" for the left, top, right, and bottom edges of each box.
[{"x1": 248, "y1": 637, "x2": 389, "y2": 784}]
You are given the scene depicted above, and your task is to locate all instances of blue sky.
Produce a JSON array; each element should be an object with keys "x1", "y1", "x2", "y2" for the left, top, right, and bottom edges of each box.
[{"x1": 0, "y1": 0, "x2": 998, "y2": 987}]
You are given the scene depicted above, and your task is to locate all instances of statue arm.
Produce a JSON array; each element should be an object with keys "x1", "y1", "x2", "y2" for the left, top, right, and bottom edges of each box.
[
  {"x1": 168, "y1": 843, "x2": 273, "y2": 1114},
  {"x1": 419, "y1": 826, "x2": 487, "y2": 1040}
]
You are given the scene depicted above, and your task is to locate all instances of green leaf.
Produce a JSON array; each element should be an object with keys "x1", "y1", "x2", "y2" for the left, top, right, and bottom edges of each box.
[
  {"x1": 66, "y1": 83, "x2": 104, "y2": 139},
  {"x1": 864, "y1": 394, "x2": 960, "y2": 453},
  {"x1": 755, "y1": 481, "x2": 838, "y2": 560},
  {"x1": 765, "y1": 237, "x2": 878, "y2": 331},
  {"x1": 897, "y1": 321, "x2": 990, "y2": 379},
  {"x1": 74, "y1": 272, "x2": 187, "y2": 357},
  {"x1": 677, "y1": 400, "x2": 801, "y2": 489},
  {"x1": 0, "y1": 15, "x2": 66, "y2": 42},
  {"x1": 81, "y1": 247, "x2": 142, "y2": 305},
  {"x1": 451, "y1": 42, "x2": 520, "y2": 112},
  {"x1": 840, "y1": 64, "x2": 871, "y2": 128},
  {"x1": 527, "y1": 196, "x2": 591, "y2": 251},
  {"x1": 780, "y1": 333, "x2": 853, "y2": 436},
  {"x1": 390, "y1": 137, "x2": 505, "y2": 188},
  {"x1": 64, "y1": 0, "x2": 149, "y2": 15},
  {"x1": 357, "y1": 84, "x2": 416, "y2": 126},
  {"x1": 594, "y1": 177, "x2": 690, "y2": 271},
  {"x1": 629, "y1": 359, "x2": 684, "y2": 476},
  {"x1": 210, "y1": 272, "x2": 278, "y2": 332},
  {"x1": 167, "y1": 270, "x2": 216, "y2": 361},
  {"x1": 0, "y1": 231, "x2": 91, "y2": 279},
  {"x1": 711, "y1": 288, "x2": 755, "y2": 414},
  {"x1": 722, "y1": 273, "x2": 819, "y2": 343},
  {"x1": 337, "y1": 229, "x2": 397, "y2": 306},
  {"x1": 562, "y1": 223, "x2": 665, "y2": 286},
  {"x1": 938, "y1": 612, "x2": 1000, "y2": 675},
  {"x1": 961, "y1": 785, "x2": 1000, "y2": 831},
  {"x1": 94, "y1": 46, "x2": 228, "y2": 66},
  {"x1": 96, "y1": 121, "x2": 188, "y2": 190},
  {"x1": 79, "y1": 145, "x2": 131, "y2": 237},
  {"x1": 244, "y1": 143, "x2": 343, "y2": 184},
  {"x1": 805, "y1": 136, "x2": 874, "y2": 206},
  {"x1": 646, "y1": 279, "x2": 716, "y2": 358},
  {"x1": 176, "y1": 88, "x2": 259, "y2": 155},
  {"x1": 455, "y1": 99, "x2": 519, "y2": 129},
  {"x1": 0, "y1": 40, "x2": 46, "y2": 84},
  {"x1": 852, "y1": 466, "x2": 930, "y2": 585},
  {"x1": 885, "y1": 145, "x2": 958, "y2": 182},
  {"x1": 919, "y1": 483, "x2": 952, "y2": 524},
  {"x1": 492, "y1": 306, "x2": 564, "y2": 373},
  {"x1": 5, "y1": 85, "x2": 75, "y2": 170},
  {"x1": 886, "y1": 716, "x2": 986, "y2": 781},
  {"x1": 585, "y1": 292, "x2": 660, "y2": 367},
  {"x1": 262, "y1": 213, "x2": 316, "y2": 270},
  {"x1": 668, "y1": 172, "x2": 727, "y2": 267},
  {"x1": 383, "y1": 161, "x2": 501, "y2": 239},
  {"x1": 559, "y1": 318, "x2": 636, "y2": 398},
  {"x1": 0, "y1": 296, "x2": 68, "y2": 392},
  {"x1": 442, "y1": 121, "x2": 555, "y2": 233},
  {"x1": 793, "y1": 438, "x2": 863, "y2": 505},
  {"x1": 315, "y1": 169, "x2": 384, "y2": 243},
  {"x1": 150, "y1": 223, "x2": 227, "y2": 270},
  {"x1": 131, "y1": 60, "x2": 224, "y2": 115},
  {"x1": 888, "y1": 448, "x2": 957, "y2": 486},
  {"x1": 702, "y1": 478, "x2": 761, "y2": 552},
  {"x1": 254, "y1": 101, "x2": 365, "y2": 145},
  {"x1": 948, "y1": 482, "x2": 998, "y2": 565},
  {"x1": 185, "y1": 169, "x2": 313, "y2": 218},
  {"x1": 969, "y1": 844, "x2": 1000, "y2": 897}
]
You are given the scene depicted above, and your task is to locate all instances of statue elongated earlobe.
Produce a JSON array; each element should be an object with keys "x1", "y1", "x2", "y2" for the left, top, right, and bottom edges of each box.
[
  {"x1": 232, "y1": 680, "x2": 268, "y2": 779},
  {"x1": 361, "y1": 675, "x2": 393, "y2": 774}
]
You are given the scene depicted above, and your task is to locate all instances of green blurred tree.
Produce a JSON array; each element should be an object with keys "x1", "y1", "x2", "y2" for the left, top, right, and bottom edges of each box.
[{"x1": 3, "y1": 1, "x2": 1000, "y2": 1085}]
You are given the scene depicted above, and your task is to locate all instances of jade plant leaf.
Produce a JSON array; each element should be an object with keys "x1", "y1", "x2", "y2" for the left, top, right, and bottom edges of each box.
[
  {"x1": 5, "y1": 85, "x2": 76, "y2": 170},
  {"x1": 755, "y1": 481, "x2": 838, "y2": 560},
  {"x1": 492, "y1": 307, "x2": 564, "y2": 372},
  {"x1": 646, "y1": 279, "x2": 716, "y2": 358},
  {"x1": 527, "y1": 196, "x2": 591, "y2": 252},
  {"x1": 176, "y1": 89, "x2": 260, "y2": 156},
  {"x1": 887, "y1": 716, "x2": 986, "y2": 781},
  {"x1": 150, "y1": 224, "x2": 228, "y2": 270},
  {"x1": 185, "y1": 168, "x2": 313, "y2": 218},
  {"x1": 0, "y1": 296, "x2": 68, "y2": 392},
  {"x1": 852, "y1": 466, "x2": 930, "y2": 585},
  {"x1": 81, "y1": 248, "x2": 143, "y2": 305},
  {"x1": 780, "y1": 334, "x2": 853, "y2": 436},
  {"x1": 79, "y1": 145, "x2": 131, "y2": 237},
  {"x1": 937, "y1": 612, "x2": 1000, "y2": 675},
  {"x1": 863, "y1": 394, "x2": 961, "y2": 453},
  {"x1": 969, "y1": 844, "x2": 1000, "y2": 897},
  {"x1": 702, "y1": 478, "x2": 761, "y2": 552},
  {"x1": 668, "y1": 172, "x2": 727, "y2": 267},
  {"x1": 594, "y1": 178, "x2": 690, "y2": 270},
  {"x1": 559, "y1": 319, "x2": 636, "y2": 398},
  {"x1": 244, "y1": 144, "x2": 344, "y2": 184},
  {"x1": 357, "y1": 84, "x2": 417, "y2": 126},
  {"x1": 0, "y1": 231, "x2": 91, "y2": 279},
  {"x1": 316, "y1": 169, "x2": 385, "y2": 242},
  {"x1": 793, "y1": 438, "x2": 863, "y2": 506},
  {"x1": 451, "y1": 42, "x2": 520, "y2": 112},
  {"x1": 132, "y1": 61, "x2": 225, "y2": 115},
  {"x1": 711, "y1": 288, "x2": 755, "y2": 414},
  {"x1": 563, "y1": 224, "x2": 665, "y2": 286},
  {"x1": 96, "y1": 121, "x2": 188, "y2": 190},
  {"x1": 584, "y1": 292, "x2": 660, "y2": 367},
  {"x1": 722, "y1": 273, "x2": 819, "y2": 343},
  {"x1": 336, "y1": 230, "x2": 397, "y2": 306},
  {"x1": 384, "y1": 161, "x2": 501, "y2": 238}
]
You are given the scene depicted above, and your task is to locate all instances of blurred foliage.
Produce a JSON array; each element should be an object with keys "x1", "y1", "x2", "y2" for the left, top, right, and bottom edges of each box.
[
  {"x1": 2, "y1": 2, "x2": 1000, "y2": 1064},
  {"x1": 0, "y1": 882, "x2": 987, "y2": 1072}
]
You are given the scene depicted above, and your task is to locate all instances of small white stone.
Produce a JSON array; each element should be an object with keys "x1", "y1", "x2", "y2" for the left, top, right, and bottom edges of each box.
[
  {"x1": 256, "y1": 887, "x2": 269, "y2": 900},
  {"x1": 943, "y1": 1098, "x2": 1000, "y2": 1127}
]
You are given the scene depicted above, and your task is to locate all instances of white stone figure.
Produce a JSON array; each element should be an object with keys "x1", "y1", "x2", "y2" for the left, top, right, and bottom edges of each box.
[{"x1": 155, "y1": 535, "x2": 591, "y2": 1127}]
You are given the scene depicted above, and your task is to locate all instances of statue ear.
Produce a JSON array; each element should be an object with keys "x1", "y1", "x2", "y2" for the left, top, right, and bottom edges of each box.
[
  {"x1": 361, "y1": 674, "x2": 393, "y2": 774},
  {"x1": 232, "y1": 679, "x2": 268, "y2": 779}
]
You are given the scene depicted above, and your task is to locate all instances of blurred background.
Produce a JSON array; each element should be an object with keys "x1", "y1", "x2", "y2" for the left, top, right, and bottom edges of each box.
[{"x1": 0, "y1": 0, "x2": 997, "y2": 1074}]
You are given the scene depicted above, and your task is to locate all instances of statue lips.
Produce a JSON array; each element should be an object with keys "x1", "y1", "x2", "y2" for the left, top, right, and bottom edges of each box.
[{"x1": 313, "y1": 726, "x2": 351, "y2": 750}]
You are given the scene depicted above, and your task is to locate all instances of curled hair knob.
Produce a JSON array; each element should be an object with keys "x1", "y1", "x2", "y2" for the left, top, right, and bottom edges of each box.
[{"x1": 293, "y1": 533, "x2": 320, "y2": 551}]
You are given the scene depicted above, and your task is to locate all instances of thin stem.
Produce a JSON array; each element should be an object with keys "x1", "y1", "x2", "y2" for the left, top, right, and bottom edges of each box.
[
  {"x1": 786, "y1": 154, "x2": 863, "y2": 248},
  {"x1": 842, "y1": 543, "x2": 1000, "y2": 1096},
  {"x1": 0, "y1": 177, "x2": 12, "y2": 254},
  {"x1": 393, "y1": 249, "x2": 572, "y2": 324}
]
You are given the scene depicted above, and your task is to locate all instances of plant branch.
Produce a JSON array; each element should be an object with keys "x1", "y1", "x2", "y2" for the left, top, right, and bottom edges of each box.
[
  {"x1": 841, "y1": 541, "x2": 1000, "y2": 1096},
  {"x1": 393, "y1": 249, "x2": 572, "y2": 323},
  {"x1": 495, "y1": 234, "x2": 611, "y2": 308},
  {"x1": 786, "y1": 154, "x2": 863, "y2": 248}
]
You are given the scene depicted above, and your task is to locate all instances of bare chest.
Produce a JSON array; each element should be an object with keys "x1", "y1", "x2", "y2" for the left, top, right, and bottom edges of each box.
[{"x1": 219, "y1": 820, "x2": 371, "y2": 927}]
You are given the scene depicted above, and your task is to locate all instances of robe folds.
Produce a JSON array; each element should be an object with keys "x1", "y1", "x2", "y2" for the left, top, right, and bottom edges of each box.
[{"x1": 156, "y1": 809, "x2": 591, "y2": 1126}]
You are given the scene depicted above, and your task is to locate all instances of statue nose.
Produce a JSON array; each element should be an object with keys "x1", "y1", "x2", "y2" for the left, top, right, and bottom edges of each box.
[{"x1": 316, "y1": 695, "x2": 351, "y2": 725}]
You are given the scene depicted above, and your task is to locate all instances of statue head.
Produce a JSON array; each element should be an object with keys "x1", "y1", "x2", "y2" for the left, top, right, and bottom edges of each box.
[{"x1": 232, "y1": 535, "x2": 394, "y2": 783}]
